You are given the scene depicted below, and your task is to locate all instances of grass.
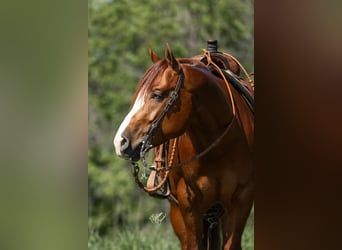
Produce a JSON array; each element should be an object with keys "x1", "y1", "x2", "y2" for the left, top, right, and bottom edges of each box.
[
  {"x1": 88, "y1": 224, "x2": 180, "y2": 250},
  {"x1": 88, "y1": 210, "x2": 253, "y2": 249},
  {"x1": 242, "y1": 207, "x2": 254, "y2": 250}
]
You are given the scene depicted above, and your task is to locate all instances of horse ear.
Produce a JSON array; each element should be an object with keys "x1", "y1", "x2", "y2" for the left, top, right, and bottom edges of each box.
[
  {"x1": 165, "y1": 43, "x2": 180, "y2": 72},
  {"x1": 149, "y1": 46, "x2": 161, "y2": 63}
]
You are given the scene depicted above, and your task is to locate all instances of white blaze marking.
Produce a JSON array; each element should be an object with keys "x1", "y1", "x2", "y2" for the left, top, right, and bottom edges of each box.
[{"x1": 113, "y1": 93, "x2": 145, "y2": 155}]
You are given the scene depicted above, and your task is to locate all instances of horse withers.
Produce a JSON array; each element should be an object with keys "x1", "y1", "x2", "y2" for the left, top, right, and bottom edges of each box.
[{"x1": 113, "y1": 43, "x2": 254, "y2": 250}]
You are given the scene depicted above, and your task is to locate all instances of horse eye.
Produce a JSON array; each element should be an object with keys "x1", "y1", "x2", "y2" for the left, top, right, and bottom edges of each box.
[{"x1": 150, "y1": 90, "x2": 165, "y2": 101}]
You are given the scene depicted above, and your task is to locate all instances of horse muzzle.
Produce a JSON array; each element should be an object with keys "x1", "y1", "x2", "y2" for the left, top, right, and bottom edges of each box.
[{"x1": 114, "y1": 135, "x2": 142, "y2": 162}]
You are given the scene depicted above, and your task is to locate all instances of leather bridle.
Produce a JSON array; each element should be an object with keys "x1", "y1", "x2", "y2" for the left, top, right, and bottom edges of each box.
[{"x1": 139, "y1": 67, "x2": 185, "y2": 165}]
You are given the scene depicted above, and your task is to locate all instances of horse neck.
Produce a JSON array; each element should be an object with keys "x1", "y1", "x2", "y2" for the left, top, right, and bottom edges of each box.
[{"x1": 186, "y1": 71, "x2": 237, "y2": 153}]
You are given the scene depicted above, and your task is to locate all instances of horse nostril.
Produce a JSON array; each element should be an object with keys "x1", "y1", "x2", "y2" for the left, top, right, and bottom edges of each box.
[{"x1": 121, "y1": 135, "x2": 130, "y2": 151}]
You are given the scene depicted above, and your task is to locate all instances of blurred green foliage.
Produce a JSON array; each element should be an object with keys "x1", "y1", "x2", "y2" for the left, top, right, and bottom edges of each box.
[{"x1": 88, "y1": 0, "x2": 254, "y2": 247}]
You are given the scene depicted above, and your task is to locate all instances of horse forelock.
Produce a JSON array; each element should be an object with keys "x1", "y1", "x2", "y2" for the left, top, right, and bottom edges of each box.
[{"x1": 131, "y1": 59, "x2": 168, "y2": 107}]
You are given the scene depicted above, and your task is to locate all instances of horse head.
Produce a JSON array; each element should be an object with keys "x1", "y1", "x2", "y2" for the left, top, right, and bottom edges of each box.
[{"x1": 114, "y1": 44, "x2": 194, "y2": 161}]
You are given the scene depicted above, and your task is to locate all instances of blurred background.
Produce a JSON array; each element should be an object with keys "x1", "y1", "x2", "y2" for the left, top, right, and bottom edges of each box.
[
  {"x1": 88, "y1": 0, "x2": 254, "y2": 249},
  {"x1": 1, "y1": 0, "x2": 342, "y2": 249}
]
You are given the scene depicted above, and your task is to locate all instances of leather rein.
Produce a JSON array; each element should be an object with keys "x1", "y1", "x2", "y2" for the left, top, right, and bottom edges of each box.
[{"x1": 131, "y1": 51, "x2": 251, "y2": 201}]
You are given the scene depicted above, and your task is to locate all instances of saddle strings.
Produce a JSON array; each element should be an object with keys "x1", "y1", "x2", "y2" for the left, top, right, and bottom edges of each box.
[{"x1": 220, "y1": 50, "x2": 254, "y2": 90}]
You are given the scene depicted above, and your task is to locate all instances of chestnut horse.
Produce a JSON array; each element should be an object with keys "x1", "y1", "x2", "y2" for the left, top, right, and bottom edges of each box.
[{"x1": 114, "y1": 44, "x2": 254, "y2": 250}]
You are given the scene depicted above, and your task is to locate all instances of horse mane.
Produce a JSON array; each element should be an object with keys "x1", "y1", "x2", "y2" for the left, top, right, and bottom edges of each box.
[{"x1": 131, "y1": 59, "x2": 168, "y2": 106}]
